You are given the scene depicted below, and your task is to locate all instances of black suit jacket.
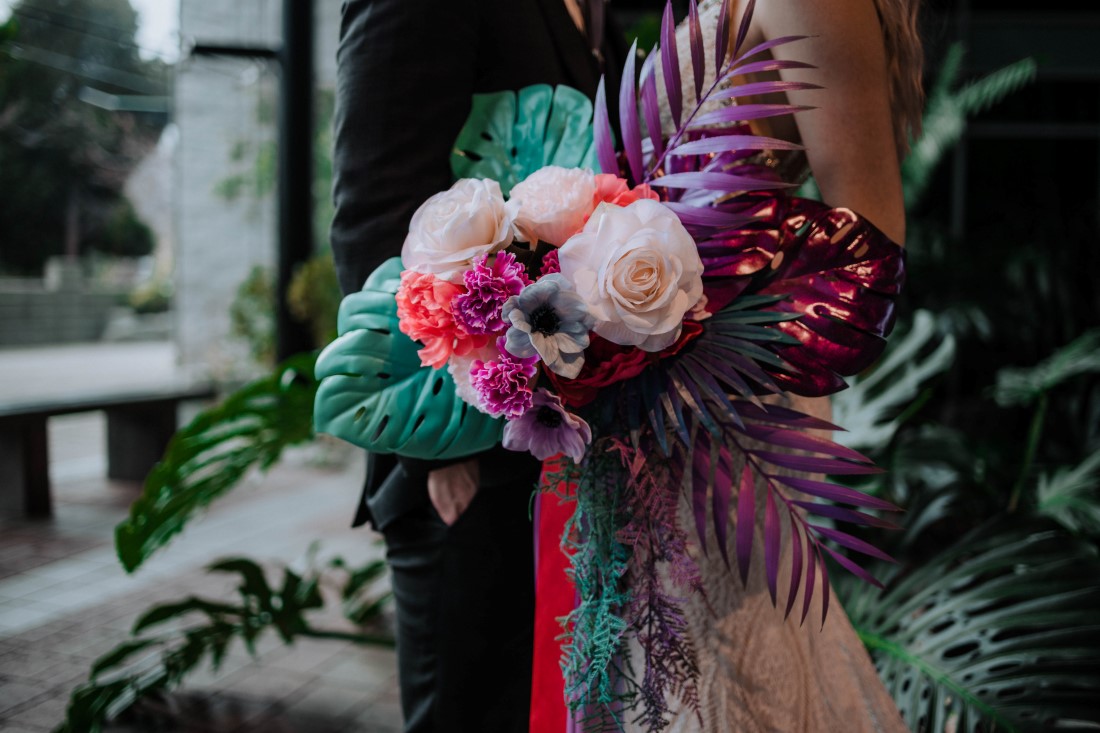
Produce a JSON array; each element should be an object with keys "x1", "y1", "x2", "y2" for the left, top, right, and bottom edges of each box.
[{"x1": 331, "y1": 0, "x2": 625, "y2": 529}]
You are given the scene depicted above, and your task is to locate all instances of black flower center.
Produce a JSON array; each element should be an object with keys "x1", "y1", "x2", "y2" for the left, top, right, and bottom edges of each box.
[
  {"x1": 536, "y1": 406, "x2": 564, "y2": 428},
  {"x1": 529, "y1": 305, "x2": 561, "y2": 335}
]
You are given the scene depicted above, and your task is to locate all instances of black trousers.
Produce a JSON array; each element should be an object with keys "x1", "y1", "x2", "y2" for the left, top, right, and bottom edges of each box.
[{"x1": 380, "y1": 470, "x2": 539, "y2": 733}]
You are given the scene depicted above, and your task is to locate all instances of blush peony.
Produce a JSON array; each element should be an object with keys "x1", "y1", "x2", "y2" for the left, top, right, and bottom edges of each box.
[
  {"x1": 401, "y1": 179, "x2": 516, "y2": 283},
  {"x1": 509, "y1": 166, "x2": 597, "y2": 246},
  {"x1": 558, "y1": 199, "x2": 704, "y2": 352}
]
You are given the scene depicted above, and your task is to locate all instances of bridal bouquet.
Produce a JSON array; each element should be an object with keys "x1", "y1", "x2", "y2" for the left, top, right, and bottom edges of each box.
[
  {"x1": 395, "y1": 169, "x2": 705, "y2": 465},
  {"x1": 315, "y1": 0, "x2": 905, "y2": 728}
]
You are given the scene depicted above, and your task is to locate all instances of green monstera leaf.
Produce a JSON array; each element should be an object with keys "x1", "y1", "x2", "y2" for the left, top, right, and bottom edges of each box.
[
  {"x1": 451, "y1": 84, "x2": 598, "y2": 196},
  {"x1": 313, "y1": 258, "x2": 503, "y2": 460},
  {"x1": 844, "y1": 522, "x2": 1100, "y2": 732}
]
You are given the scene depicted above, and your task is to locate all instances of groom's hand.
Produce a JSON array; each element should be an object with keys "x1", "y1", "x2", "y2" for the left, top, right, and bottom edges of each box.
[{"x1": 427, "y1": 459, "x2": 479, "y2": 525}]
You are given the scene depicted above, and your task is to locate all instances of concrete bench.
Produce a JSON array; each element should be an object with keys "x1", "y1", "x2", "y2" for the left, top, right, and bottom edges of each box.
[{"x1": 0, "y1": 383, "x2": 216, "y2": 518}]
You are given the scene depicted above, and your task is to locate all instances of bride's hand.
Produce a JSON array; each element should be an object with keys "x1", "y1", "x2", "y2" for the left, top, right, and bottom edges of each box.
[{"x1": 427, "y1": 459, "x2": 479, "y2": 525}]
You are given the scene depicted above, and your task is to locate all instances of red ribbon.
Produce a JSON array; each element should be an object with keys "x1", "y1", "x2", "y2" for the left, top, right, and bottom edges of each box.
[{"x1": 530, "y1": 457, "x2": 577, "y2": 733}]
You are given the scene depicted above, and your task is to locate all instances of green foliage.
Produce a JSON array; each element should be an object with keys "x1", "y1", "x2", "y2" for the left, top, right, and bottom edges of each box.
[
  {"x1": 902, "y1": 45, "x2": 1037, "y2": 210},
  {"x1": 313, "y1": 257, "x2": 503, "y2": 460},
  {"x1": 1037, "y1": 451, "x2": 1100, "y2": 536},
  {"x1": 114, "y1": 353, "x2": 318, "y2": 573},
  {"x1": 991, "y1": 330, "x2": 1100, "y2": 409},
  {"x1": 229, "y1": 265, "x2": 276, "y2": 367},
  {"x1": 832, "y1": 310, "x2": 956, "y2": 452},
  {"x1": 84, "y1": 196, "x2": 154, "y2": 258},
  {"x1": 128, "y1": 277, "x2": 172, "y2": 314},
  {"x1": 56, "y1": 552, "x2": 392, "y2": 733},
  {"x1": 288, "y1": 253, "x2": 341, "y2": 348},
  {"x1": 451, "y1": 84, "x2": 597, "y2": 197},
  {"x1": 845, "y1": 523, "x2": 1100, "y2": 733},
  {"x1": 0, "y1": 0, "x2": 167, "y2": 274}
]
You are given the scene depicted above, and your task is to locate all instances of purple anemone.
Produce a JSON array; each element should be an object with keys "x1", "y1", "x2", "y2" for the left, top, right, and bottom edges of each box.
[{"x1": 502, "y1": 389, "x2": 592, "y2": 463}]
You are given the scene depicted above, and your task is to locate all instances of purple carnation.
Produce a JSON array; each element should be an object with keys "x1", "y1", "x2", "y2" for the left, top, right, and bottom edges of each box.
[
  {"x1": 470, "y1": 346, "x2": 538, "y2": 419},
  {"x1": 540, "y1": 249, "x2": 561, "y2": 276},
  {"x1": 502, "y1": 389, "x2": 592, "y2": 463},
  {"x1": 453, "y1": 252, "x2": 529, "y2": 335}
]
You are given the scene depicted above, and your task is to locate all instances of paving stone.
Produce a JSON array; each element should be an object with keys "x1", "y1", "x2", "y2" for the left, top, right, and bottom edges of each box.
[
  {"x1": 216, "y1": 666, "x2": 314, "y2": 705},
  {"x1": 284, "y1": 678, "x2": 372, "y2": 720},
  {"x1": 0, "y1": 679, "x2": 50, "y2": 715},
  {"x1": 3, "y1": 694, "x2": 69, "y2": 731}
]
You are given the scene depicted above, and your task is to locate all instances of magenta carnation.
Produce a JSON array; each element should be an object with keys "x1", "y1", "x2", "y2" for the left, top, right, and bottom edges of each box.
[
  {"x1": 540, "y1": 248, "x2": 561, "y2": 276},
  {"x1": 453, "y1": 252, "x2": 530, "y2": 335},
  {"x1": 470, "y1": 345, "x2": 539, "y2": 419}
]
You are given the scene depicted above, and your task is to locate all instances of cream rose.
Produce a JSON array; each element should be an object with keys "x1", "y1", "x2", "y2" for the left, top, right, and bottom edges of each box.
[
  {"x1": 558, "y1": 199, "x2": 704, "y2": 352},
  {"x1": 509, "y1": 166, "x2": 597, "y2": 246},
  {"x1": 401, "y1": 178, "x2": 516, "y2": 282}
]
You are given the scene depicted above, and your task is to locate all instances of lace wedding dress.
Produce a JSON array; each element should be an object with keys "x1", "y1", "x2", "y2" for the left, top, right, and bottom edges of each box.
[{"x1": 627, "y1": 2, "x2": 910, "y2": 730}]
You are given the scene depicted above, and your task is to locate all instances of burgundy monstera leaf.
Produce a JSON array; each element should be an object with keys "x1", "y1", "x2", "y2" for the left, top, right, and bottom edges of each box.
[{"x1": 699, "y1": 196, "x2": 906, "y2": 397}]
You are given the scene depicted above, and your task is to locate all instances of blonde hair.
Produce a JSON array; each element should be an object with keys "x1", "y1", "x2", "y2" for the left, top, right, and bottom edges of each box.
[{"x1": 872, "y1": 0, "x2": 925, "y2": 159}]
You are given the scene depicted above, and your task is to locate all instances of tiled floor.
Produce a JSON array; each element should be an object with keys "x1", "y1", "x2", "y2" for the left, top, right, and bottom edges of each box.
[{"x1": 0, "y1": 411, "x2": 402, "y2": 733}]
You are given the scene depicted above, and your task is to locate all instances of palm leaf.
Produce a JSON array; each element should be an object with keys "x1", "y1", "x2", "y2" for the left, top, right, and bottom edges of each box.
[
  {"x1": 903, "y1": 45, "x2": 1037, "y2": 209},
  {"x1": 451, "y1": 84, "x2": 598, "y2": 195},
  {"x1": 596, "y1": 0, "x2": 811, "y2": 203},
  {"x1": 992, "y1": 329, "x2": 1100, "y2": 409},
  {"x1": 57, "y1": 553, "x2": 392, "y2": 733},
  {"x1": 1037, "y1": 451, "x2": 1100, "y2": 535},
  {"x1": 114, "y1": 353, "x2": 317, "y2": 573},
  {"x1": 832, "y1": 310, "x2": 956, "y2": 453},
  {"x1": 845, "y1": 523, "x2": 1100, "y2": 733},
  {"x1": 313, "y1": 257, "x2": 503, "y2": 460}
]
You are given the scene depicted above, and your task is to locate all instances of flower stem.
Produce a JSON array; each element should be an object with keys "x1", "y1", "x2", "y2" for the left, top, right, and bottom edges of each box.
[{"x1": 1008, "y1": 392, "x2": 1048, "y2": 513}]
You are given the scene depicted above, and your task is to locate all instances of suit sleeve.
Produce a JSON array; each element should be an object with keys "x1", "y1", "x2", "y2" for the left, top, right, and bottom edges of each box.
[
  {"x1": 331, "y1": 0, "x2": 479, "y2": 295},
  {"x1": 332, "y1": 0, "x2": 482, "y2": 478}
]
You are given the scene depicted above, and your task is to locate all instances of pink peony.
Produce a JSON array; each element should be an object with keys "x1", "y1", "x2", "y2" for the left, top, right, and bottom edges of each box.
[{"x1": 396, "y1": 270, "x2": 490, "y2": 369}]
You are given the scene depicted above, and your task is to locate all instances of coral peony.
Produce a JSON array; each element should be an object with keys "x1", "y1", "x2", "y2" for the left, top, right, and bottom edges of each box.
[{"x1": 396, "y1": 270, "x2": 490, "y2": 369}]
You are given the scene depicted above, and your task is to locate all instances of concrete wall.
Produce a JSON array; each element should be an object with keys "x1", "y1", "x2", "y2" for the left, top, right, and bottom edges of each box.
[
  {"x1": 173, "y1": 1, "x2": 341, "y2": 379},
  {"x1": 0, "y1": 288, "x2": 119, "y2": 347}
]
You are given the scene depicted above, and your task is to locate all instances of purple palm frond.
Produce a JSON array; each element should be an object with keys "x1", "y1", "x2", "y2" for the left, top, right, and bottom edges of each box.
[
  {"x1": 594, "y1": 0, "x2": 816, "y2": 234},
  {"x1": 671, "y1": 399, "x2": 899, "y2": 626}
]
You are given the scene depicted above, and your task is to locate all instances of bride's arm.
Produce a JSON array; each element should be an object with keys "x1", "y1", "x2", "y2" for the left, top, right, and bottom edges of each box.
[{"x1": 756, "y1": 0, "x2": 907, "y2": 245}]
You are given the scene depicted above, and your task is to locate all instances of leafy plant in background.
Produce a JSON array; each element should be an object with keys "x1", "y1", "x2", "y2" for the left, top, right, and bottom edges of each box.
[
  {"x1": 287, "y1": 254, "x2": 341, "y2": 348},
  {"x1": 228, "y1": 265, "x2": 277, "y2": 366},
  {"x1": 115, "y1": 354, "x2": 317, "y2": 573},
  {"x1": 56, "y1": 552, "x2": 391, "y2": 733},
  {"x1": 844, "y1": 523, "x2": 1100, "y2": 733},
  {"x1": 833, "y1": 324, "x2": 1100, "y2": 731},
  {"x1": 901, "y1": 43, "x2": 1037, "y2": 210}
]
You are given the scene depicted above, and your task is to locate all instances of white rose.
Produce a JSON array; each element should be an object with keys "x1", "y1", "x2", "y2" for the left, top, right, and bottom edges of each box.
[
  {"x1": 509, "y1": 166, "x2": 597, "y2": 246},
  {"x1": 558, "y1": 199, "x2": 704, "y2": 352},
  {"x1": 401, "y1": 178, "x2": 516, "y2": 282}
]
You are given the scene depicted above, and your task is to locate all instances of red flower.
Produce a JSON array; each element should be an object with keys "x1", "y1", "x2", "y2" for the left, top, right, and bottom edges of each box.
[{"x1": 547, "y1": 320, "x2": 703, "y2": 407}]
